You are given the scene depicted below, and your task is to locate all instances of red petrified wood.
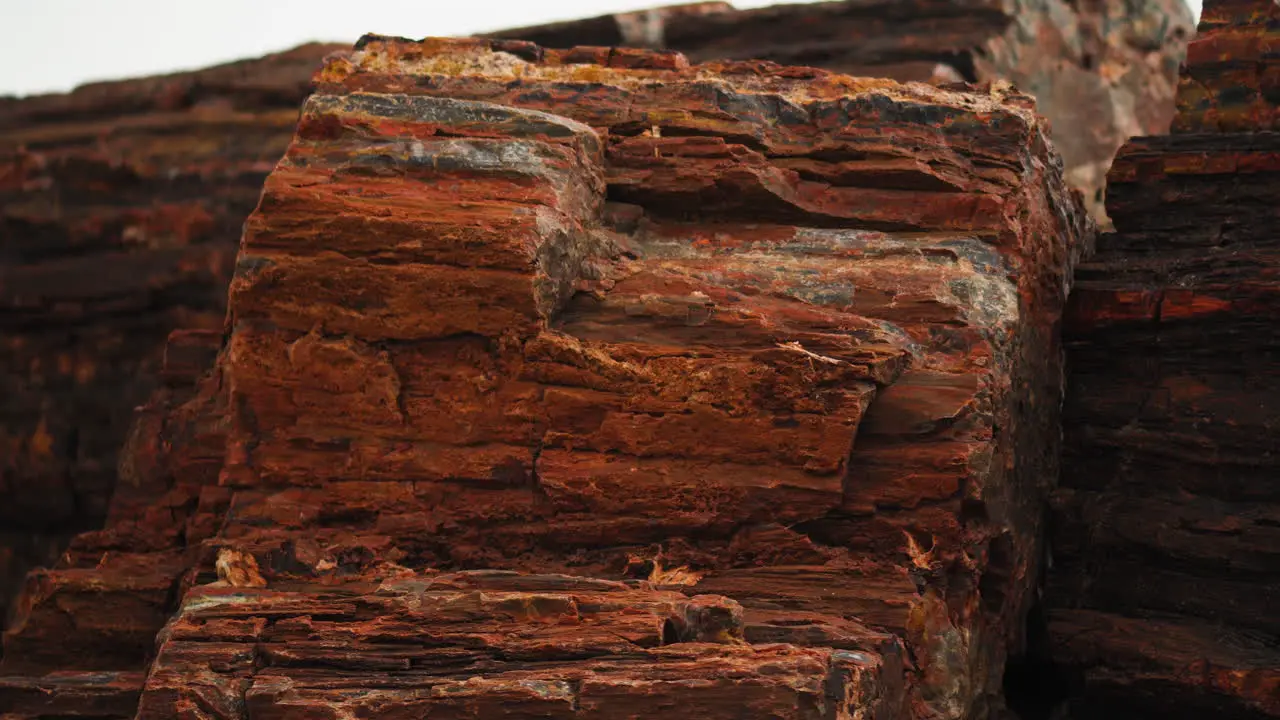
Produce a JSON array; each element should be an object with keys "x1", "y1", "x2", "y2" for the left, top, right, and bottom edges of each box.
[
  {"x1": 3, "y1": 37, "x2": 1090, "y2": 720},
  {"x1": 0, "y1": 2, "x2": 1196, "y2": 633},
  {"x1": 1052, "y1": 0, "x2": 1280, "y2": 717},
  {"x1": 0, "y1": 0, "x2": 1191, "y2": 656}
]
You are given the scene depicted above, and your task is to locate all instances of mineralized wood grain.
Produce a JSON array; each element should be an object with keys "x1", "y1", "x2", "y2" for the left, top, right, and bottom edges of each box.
[
  {"x1": 48, "y1": 37, "x2": 1087, "y2": 720},
  {"x1": 0, "y1": 6, "x2": 1189, "y2": 708},
  {"x1": 1052, "y1": 0, "x2": 1280, "y2": 717},
  {"x1": 0, "y1": 32, "x2": 1089, "y2": 720},
  {"x1": 0, "y1": 43, "x2": 339, "y2": 629},
  {"x1": 136, "y1": 573, "x2": 905, "y2": 720},
  {"x1": 0, "y1": 5, "x2": 1186, "y2": 637},
  {"x1": 488, "y1": 0, "x2": 1196, "y2": 225}
]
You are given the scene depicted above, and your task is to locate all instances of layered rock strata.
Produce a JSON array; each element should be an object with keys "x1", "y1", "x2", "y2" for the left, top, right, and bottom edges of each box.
[
  {"x1": 0, "y1": 37, "x2": 1087, "y2": 719},
  {"x1": 1051, "y1": 0, "x2": 1280, "y2": 716},
  {"x1": 0, "y1": 42, "x2": 340, "y2": 626},
  {"x1": 489, "y1": 0, "x2": 1196, "y2": 224},
  {"x1": 0, "y1": 0, "x2": 1194, "y2": 642}
]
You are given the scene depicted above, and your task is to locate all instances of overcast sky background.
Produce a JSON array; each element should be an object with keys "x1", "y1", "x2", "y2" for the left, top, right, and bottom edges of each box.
[{"x1": 2, "y1": 0, "x2": 1203, "y2": 97}]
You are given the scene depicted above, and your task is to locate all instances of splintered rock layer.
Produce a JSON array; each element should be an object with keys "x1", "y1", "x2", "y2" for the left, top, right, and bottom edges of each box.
[
  {"x1": 488, "y1": 0, "x2": 1196, "y2": 224},
  {"x1": 0, "y1": 37, "x2": 1089, "y2": 720},
  {"x1": 1053, "y1": 0, "x2": 1280, "y2": 717}
]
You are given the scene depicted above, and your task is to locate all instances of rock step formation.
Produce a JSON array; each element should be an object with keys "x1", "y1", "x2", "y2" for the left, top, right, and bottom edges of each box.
[
  {"x1": 0, "y1": 43, "x2": 340, "y2": 627},
  {"x1": 488, "y1": 0, "x2": 1196, "y2": 224},
  {"x1": 1052, "y1": 0, "x2": 1280, "y2": 716},
  {"x1": 1, "y1": 36, "x2": 1091, "y2": 720}
]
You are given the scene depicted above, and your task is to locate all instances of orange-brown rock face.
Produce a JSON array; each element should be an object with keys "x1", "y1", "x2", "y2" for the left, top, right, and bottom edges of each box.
[
  {"x1": 0, "y1": 0, "x2": 1191, "y2": 674},
  {"x1": 0, "y1": 43, "x2": 339, "y2": 628},
  {"x1": 1, "y1": 38, "x2": 1091, "y2": 720},
  {"x1": 489, "y1": 0, "x2": 1196, "y2": 225},
  {"x1": 1051, "y1": 0, "x2": 1280, "y2": 717}
]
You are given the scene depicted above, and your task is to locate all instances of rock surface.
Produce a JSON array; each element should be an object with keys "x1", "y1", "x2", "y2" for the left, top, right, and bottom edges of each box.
[
  {"x1": 0, "y1": 37, "x2": 1087, "y2": 720},
  {"x1": 489, "y1": 0, "x2": 1196, "y2": 225},
  {"x1": 1051, "y1": 0, "x2": 1280, "y2": 717},
  {"x1": 0, "y1": 0, "x2": 1192, "y2": 650},
  {"x1": 0, "y1": 42, "x2": 340, "y2": 628}
]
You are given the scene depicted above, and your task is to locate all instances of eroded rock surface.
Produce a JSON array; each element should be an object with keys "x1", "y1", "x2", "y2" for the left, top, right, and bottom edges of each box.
[
  {"x1": 1052, "y1": 0, "x2": 1280, "y2": 716},
  {"x1": 0, "y1": 38, "x2": 1087, "y2": 720},
  {"x1": 489, "y1": 0, "x2": 1196, "y2": 225}
]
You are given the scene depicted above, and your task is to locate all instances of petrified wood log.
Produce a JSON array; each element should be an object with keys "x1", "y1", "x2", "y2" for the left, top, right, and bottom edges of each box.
[
  {"x1": 0, "y1": 42, "x2": 340, "y2": 629},
  {"x1": 2, "y1": 37, "x2": 1089, "y2": 720},
  {"x1": 488, "y1": 0, "x2": 1196, "y2": 225},
  {"x1": 1052, "y1": 0, "x2": 1280, "y2": 716},
  {"x1": 0, "y1": 0, "x2": 1190, "y2": 653}
]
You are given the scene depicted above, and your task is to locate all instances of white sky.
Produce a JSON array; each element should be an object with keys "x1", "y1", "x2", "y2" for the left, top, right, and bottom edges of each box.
[{"x1": 1, "y1": 0, "x2": 1202, "y2": 97}]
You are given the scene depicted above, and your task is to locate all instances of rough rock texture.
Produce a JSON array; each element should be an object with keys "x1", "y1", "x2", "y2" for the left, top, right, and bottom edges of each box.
[
  {"x1": 1051, "y1": 0, "x2": 1280, "y2": 717},
  {"x1": 136, "y1": 573, "x2": 908, "y2": 720},
  {"x1": 489, "y1": 0, "x2": 1196, "y2": 225},
  {"x1": 0, "y1": 0, "x2": 1194, "y2": 654},
  {"x1": 0, "y1": 37, "x2": 1087, "y2": 720},
  {"x1": 0, "y1": 42, "x2": 339, "y2": 628}
]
